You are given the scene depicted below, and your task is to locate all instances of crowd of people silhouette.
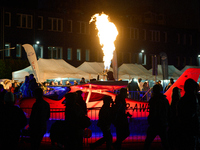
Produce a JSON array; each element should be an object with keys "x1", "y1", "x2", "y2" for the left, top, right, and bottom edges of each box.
[{"x1": 0, "y1": 75, "x2": 200, "y2": 150}]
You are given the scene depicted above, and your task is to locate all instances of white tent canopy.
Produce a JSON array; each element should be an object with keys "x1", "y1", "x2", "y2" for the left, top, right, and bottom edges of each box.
[
  {"x1": 118, "y1": 64, "x2": 152, "y2": 80},
  {"x1": 181, "y1": 65, "x2": 200, "y2": 73},
  {"x1": 148, "y1": 65, "x2": 182, "y2": 80},
  {"x1": 12, "y1": 59, "x2": 188, "y2": 82},
  {"x1": 12, "y1": 58, "x2": 89, "y2": 82},
  {"x1": 77, "y1": 62, "x2": 113, "y2": 80}
]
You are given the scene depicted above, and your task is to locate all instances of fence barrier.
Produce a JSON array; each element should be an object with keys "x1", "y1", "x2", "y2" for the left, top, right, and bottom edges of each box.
[{"x1": 21, "y1": 106, "x2": 161, "y2": 145}]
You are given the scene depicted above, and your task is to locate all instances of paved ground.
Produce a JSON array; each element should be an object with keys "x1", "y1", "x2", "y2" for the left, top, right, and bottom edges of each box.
[{"x1": 18, "y1": 141, "x2": 163, "y2": 150}]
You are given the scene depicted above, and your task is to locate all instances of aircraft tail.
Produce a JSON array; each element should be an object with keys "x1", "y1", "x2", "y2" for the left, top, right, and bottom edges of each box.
[{"x1": 164, "y1": 68, "x2": 200, "y2": 104}]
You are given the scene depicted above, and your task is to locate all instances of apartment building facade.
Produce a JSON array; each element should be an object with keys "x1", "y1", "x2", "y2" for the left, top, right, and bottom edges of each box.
[{"x1": 0, "y1": 6, "x2": 199, "y2": 70}]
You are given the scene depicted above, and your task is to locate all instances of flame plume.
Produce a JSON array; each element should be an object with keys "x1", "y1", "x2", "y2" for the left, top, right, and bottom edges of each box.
[{"x1": 90, "y1": 13, "x2": 118, "y2": 70}]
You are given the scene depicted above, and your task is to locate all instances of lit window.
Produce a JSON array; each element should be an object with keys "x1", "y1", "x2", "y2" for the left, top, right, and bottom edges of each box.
[
  {"x1": 57, "y1": 47, "x2": 62, "y2": 59},
  {"x1": 67, "y1": 48, "x2": 72, "y2": 60},
  {"x1": 53, "y1": 47, "x2": 57, "y2": 59},
  {"x1": 85, "y1": 49, "x2": 90, "y2": 61},
  {"x1": 77, "y1": 49, "x2": 81, "y2": 61},
  {"x1": 16, "y1": 44, "x2": 21, "y2": 57},
  {"x1": 5, "y1": 43, "x2": 10, "y2": 57},
  {"x1": 48, "y1": 47, "x2": 52, "y2": 58},
  {"x1": 37, "y1": 45, "x2": 43, "y2": 58},
  {"x1": 17, "y1": 13, "x2": 32, "y2": 29},
  {"x1": 48, "y1": 17, "x2": 63, "y2": 32},
  {"x1": 33, "y1": 44, "x2": 43, "y2": 59},
  {"x1": 48, "y1": 46, "x2": 62, "y2": 59},
  {"x1": 5, "y1": 12, "x2": 11, "y2": 27},
  {"x1": 143, "y1": 54, "x2": 146, "y2": 65}
]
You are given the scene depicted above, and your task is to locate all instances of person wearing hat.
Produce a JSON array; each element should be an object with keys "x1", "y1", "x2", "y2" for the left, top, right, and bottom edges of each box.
[{"x1": 0, "y1": 92, "x2": 27, "y2": 149}]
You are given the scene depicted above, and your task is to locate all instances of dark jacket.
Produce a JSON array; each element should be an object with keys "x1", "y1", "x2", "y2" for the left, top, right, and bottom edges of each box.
[
  {"x1": 177, "y1": 93, "x2": 200, "y2": 135},
  {"x1": 0, "y1": 104, "x2": 27, "y2": 138},
  {"x1": 148, "y1": 93, "x2": 170, "y2": 126},
  {"x1": 97, "y1": 104, "x2": 112, "y2": 129},
  {"x1": 128, "y1": 81, "x2": 140, "y2": 91},
  {"x1": 29, "y1": 98, "x2": 50, "y2": 130}
]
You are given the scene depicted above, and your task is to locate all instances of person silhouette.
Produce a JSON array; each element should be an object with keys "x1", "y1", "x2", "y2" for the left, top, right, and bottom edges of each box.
[
  {"x1": 29, "y1": 88, "x2": 50, "y2": 150},
  {"x1": 168, "y1": 87, "x2": 181, "y2": 149},
  {"x1": 112, "y1": 88, "x2": 130, "y2": 150},
  {"x1": 144, "y1": 84, "x2": 170, "y2": 150},
  {"x1": 90, "y1": 96, "x2": 113, "y2": 150},
  {"x1": 0, "y1": 92, "x2": 27, "y2": 149},
  {"x1": 75, "y1": 90, "x2": 87, "y2": 115},
  {"x1": 177, "y1": 78, "x2": 200, "y2": 150},
  {"x1": 127, "y1": 78, "x2": 140, "y2": 99},
  {"x1": 20, "y1": 76, "x2": 30, "y2": 98},
  {"x1": 64, "y1": 93, "x2": 85, "y2": 150}
]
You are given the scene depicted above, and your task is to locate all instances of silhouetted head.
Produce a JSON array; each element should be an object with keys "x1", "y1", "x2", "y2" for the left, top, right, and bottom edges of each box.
[
  {"x1": 120, "y1": 88, "x2": 127, "y2": 98},
  {"x1": 184, "y1": 78, "x2": 198, "y2": 94},
  {"x1": 170, "y1": 78, "x2": 174, "y2": 84},
  {"x1": 4, "y1": 92, "x2": 14, "y2": 105},
  {"x1": 138, "y1": 78, "x2": 142, "y2": 83},
  {"x1": 172, "y1": 87, "x2": 180, "y2": 96},
  {"x1": 103, "y1": 95, "x2": 112, "y2": 105},
  {"x1": 153, "y1": 84, "x2": 161, "y2": 95},
  {"x1": 34, "y1": 88, "x2": 43, "y2": 100},
  {"x1": 76, "y1": 90, "x2": 83, "y2": 96},
  {"x1": 29, "y1": 74, "x2": 34, "y2": 80},
  {"x1": 65, "y1": 93, "x2": 76, "y2": 106}
]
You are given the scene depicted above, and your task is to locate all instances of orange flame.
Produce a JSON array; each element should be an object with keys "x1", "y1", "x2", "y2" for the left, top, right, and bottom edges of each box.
[{"x1": 90, "y1": 13, "x2": 118, "y2": 70}]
